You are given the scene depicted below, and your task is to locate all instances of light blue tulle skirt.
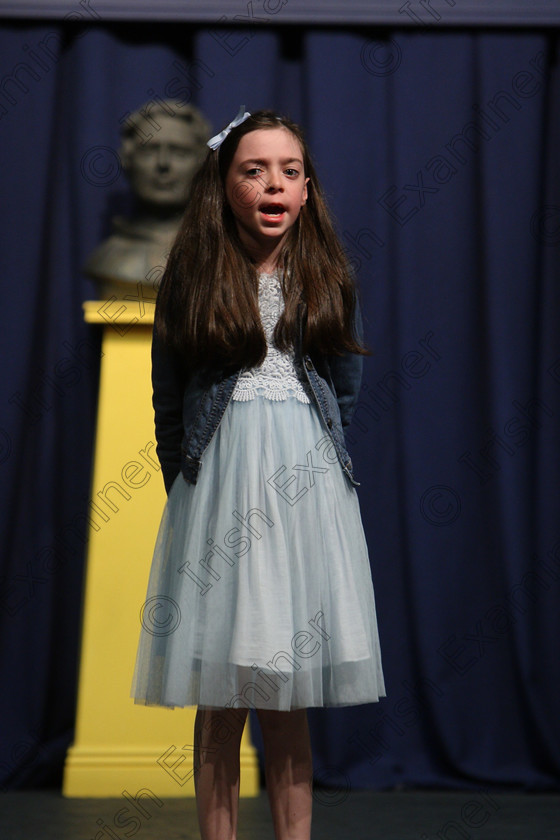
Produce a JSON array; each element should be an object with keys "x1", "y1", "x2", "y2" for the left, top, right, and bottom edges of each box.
[{"x1": 131, "y1": 395, "x2": 385, "y2": 711}]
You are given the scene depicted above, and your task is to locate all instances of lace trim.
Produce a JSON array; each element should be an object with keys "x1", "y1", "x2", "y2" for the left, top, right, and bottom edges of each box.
[
  {"x1": 232, "y1": 272, "x2": 311, "y2": 404},
  {"x1": 233, "y1": 383, "x2": 311, "y2": 403}
]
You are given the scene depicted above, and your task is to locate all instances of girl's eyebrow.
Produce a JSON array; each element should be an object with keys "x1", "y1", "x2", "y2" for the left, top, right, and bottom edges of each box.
[{"x1": 239, "y1": 157, "x2": 303, "y2": 166}]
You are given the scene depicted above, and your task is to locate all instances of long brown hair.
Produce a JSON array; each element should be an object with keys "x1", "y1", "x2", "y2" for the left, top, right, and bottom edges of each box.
[{"x1": 156, "y1": 109, "x2": 367, "y2": 370}]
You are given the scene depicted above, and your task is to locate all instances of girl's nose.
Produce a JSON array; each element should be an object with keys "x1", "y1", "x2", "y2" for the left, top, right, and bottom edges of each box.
[{"x1": 266, "y1": 169, "x2": 283, "y2": 191}]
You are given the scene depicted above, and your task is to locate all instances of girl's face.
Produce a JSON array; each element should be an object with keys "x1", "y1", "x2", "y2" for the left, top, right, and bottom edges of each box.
[{"x1": 224, "y1": 127, "x2": 309, "y2": 263}]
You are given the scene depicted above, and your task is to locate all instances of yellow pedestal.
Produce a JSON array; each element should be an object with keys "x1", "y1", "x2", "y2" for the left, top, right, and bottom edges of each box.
[{"x1": 63, "y1": 300, "x2": 259, "y2": 797}]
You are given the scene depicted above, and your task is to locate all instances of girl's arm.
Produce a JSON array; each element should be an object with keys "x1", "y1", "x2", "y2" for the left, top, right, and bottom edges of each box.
[
  {"x1": 151, "y1": 325, "x2": 187, "y2": 494},
  {"x1": 328, "y1": 297, "x2": 364, "y2": 428}
]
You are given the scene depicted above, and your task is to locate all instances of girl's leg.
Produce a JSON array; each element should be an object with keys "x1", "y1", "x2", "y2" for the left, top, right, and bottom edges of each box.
[
  {"x1": 193, "y1": 706, "x2": 248, "y2": 840},
  {"x1": 256, "y1": 708, "x2": 313, "y2": 840}
]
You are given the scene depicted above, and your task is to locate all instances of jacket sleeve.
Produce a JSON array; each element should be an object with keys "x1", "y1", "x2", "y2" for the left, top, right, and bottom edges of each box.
[
  {"x1": 327, "y1": 296, "x2": 364, "y2": 428},
  {"x1": 151, "y1": 325, "x2": 187, "y2": 494}
]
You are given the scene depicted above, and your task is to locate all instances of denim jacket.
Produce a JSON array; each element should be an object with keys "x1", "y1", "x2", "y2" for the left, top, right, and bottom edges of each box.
[{"x1": 151, "y1": 302, "x2": 363, "y2": 493}]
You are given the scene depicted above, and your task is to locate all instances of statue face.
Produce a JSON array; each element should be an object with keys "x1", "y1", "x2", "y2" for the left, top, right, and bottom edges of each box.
[{"x1": 125, "y1": 115, "x2": 204, "y2": 208}]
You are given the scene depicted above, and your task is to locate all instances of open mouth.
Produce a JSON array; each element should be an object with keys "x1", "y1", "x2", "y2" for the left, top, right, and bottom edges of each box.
[{"x1": 259, "y1": 203, "x2": 286, "y2": 216}]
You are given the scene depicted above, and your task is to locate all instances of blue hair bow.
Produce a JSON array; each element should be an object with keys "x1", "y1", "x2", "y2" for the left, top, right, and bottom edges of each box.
[{"x1": 207, "y1": 105, "x2": 252, "y2": 150}]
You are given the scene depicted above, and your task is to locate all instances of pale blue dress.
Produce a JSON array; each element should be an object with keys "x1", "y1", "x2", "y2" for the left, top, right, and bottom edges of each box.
[{"x1": 131, "y1": 272, "x2": 385, "y2": 710}]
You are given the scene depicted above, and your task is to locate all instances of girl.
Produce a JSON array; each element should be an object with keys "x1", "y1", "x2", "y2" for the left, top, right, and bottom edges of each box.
[{"x1": 131, "y1": 107, "x2": 385, "y2": 840}]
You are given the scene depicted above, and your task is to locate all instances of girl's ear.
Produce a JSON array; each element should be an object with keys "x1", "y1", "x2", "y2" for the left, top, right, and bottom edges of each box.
[{"x1": 302, "y1": 176, "x2": 310, "y2": 205}]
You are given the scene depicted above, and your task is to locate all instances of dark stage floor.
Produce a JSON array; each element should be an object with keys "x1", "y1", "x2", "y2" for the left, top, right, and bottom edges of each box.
[{"x1": 1, "y1": 789, "x2": 560, "y2": 840}]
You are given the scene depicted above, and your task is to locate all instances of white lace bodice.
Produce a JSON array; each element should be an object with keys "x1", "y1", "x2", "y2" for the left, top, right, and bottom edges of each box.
[{"x1": 232, "y1": 272, "x2": 311, "y2": 404}]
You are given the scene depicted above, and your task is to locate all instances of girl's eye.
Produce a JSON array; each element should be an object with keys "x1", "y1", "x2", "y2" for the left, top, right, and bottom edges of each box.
[
  {"x1": 245, "y1": 168, "x2": 262, "y2": 177},
  {"x1": 285, "y1": 169, "x2": 298, "y2": 177}
]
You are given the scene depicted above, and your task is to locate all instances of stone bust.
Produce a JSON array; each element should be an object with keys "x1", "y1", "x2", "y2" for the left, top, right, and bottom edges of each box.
[{"x1": 85, "y1": 101, "x2": 211, "y2": 300}]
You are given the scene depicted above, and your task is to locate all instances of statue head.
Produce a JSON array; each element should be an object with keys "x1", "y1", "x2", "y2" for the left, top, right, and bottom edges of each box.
[{"x1": 120, "y1": 101, "x2": 211, "y2": 210}]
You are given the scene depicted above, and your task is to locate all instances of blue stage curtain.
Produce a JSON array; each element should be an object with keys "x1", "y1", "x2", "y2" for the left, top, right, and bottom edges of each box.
[{"x1": 0, "y1": 20, "x2": 559, "y2": 790}]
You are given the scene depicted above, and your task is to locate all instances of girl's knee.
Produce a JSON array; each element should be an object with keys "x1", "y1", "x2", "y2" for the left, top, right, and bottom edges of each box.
[
  {"x1": 196, "y1": 707, "x2": 248, "y2": 748},
  {"x1": 257, "y1": 708, "x2": 308, "y2": 736}
]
